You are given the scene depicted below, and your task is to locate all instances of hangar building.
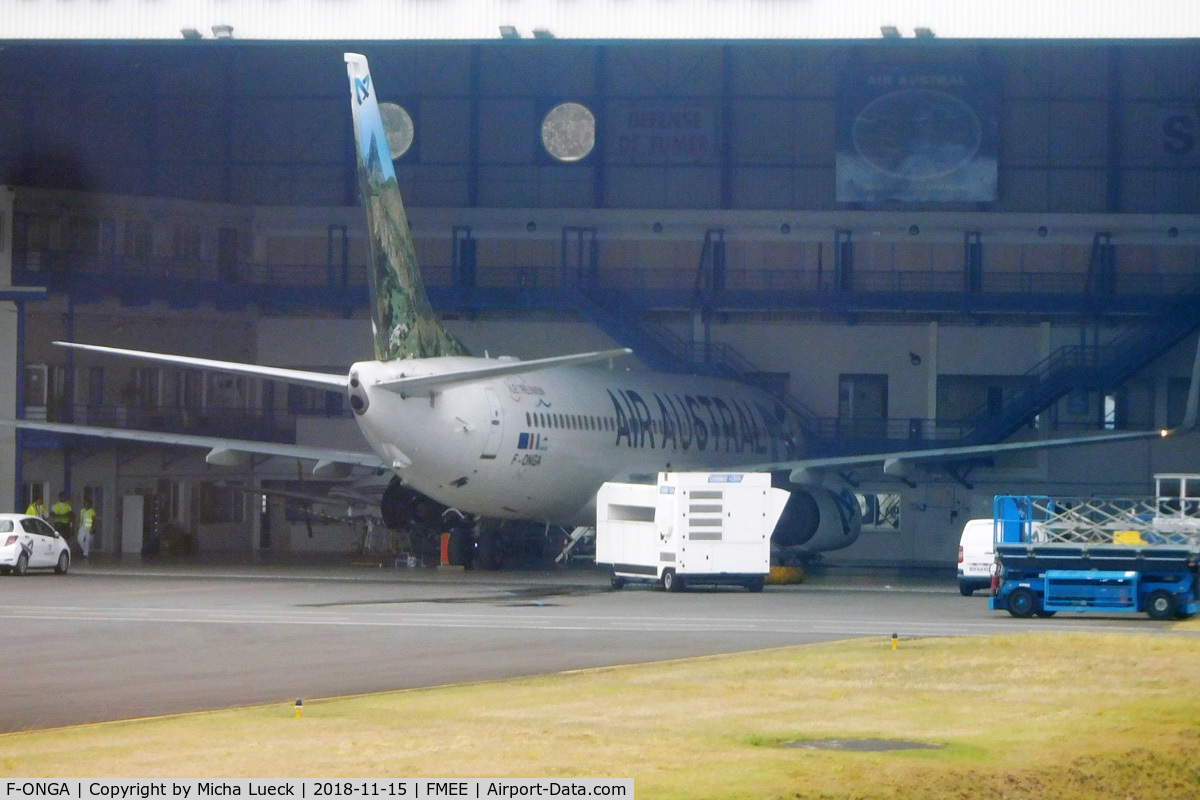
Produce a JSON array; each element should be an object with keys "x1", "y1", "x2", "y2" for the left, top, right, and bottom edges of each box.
[{"x1": 2, "y1": 0, "x2": 1199, "y2": 569}]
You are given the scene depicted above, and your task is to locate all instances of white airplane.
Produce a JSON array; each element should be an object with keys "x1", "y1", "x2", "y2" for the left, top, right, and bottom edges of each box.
[{"x1": 4, "y1": 54, "x2": 1192, "y2": 568}]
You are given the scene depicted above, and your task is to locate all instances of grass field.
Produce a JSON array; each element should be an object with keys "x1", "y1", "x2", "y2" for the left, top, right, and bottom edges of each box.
[{"x1": 3, "y1": 632, "x2": 1200, "y2": 799}]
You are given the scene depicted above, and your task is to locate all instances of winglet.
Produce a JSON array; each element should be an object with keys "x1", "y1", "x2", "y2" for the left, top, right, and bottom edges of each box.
[{"x1": 1184, "y1": 333, "x2": 1200, "y2": 430}]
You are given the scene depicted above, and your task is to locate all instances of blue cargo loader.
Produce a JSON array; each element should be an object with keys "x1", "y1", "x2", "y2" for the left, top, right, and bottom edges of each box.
[{"x1": 989, "y1": 493, "x2": 1200, "y2": 620}]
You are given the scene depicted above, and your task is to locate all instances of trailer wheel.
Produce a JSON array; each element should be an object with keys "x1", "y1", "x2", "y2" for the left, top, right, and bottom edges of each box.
[
  {"x1": 661, "y1": 569, "x2": 683, "y2": 592},
  {"x1": 1147, "y1": 590, "x2": 1177, "y2": 620},
  {"x1": 745, "y1": 577, "x2": 765, "y2": 593},
  {"x1": 1006, "y1": 587, "x2": 1036, "y2": 618},
  {"x1": 610, "y1": 573, "x2": 625, "y2": 590}
]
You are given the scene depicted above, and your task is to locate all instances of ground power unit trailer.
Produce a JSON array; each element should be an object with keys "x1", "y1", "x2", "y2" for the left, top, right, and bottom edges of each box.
[
  {"x1": 990, "y1": 475, "x2": 1200, "y2": 619},
  {"x1": 596, "y1": 472, "x2": 785, "y2": 592}
]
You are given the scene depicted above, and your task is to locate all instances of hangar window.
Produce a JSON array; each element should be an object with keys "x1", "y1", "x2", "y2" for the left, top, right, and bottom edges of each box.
[
  {"x1": 378, "y1": 102, "x2": 415, "y2": 160},
  {"x1": 857, "y1": 492, "x2": 901, "y2": 532},
  {"x1": 541, "y1": 102, "x2": 595, "y2": 163}
]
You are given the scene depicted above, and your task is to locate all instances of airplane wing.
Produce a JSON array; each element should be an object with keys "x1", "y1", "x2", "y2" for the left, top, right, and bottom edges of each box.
[
  {"x1": 54, "y1": 342, "x2": 347, "y2": 391},
  {"x1": 0, "y1": 419, "x2": 389, "y2": 472},
  {"x1": 764, "y1": 427, "x2": 1176, "y2": 484},
  {"x1": 54, "y1": 342, "x2": 631, "y2": 397},
  {"x1": 770, "y1": 334, "x2": 1200, "y2": 484},
  {"x1": 372, "y1": 348, "x2": 633, "y2": 397}
]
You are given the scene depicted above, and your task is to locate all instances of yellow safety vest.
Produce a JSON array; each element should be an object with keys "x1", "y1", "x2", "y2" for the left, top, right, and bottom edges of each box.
[
  {"x1": 52, "y1": 501, "x2": 72, "y2": 524},
  {"x1": 81, "y1": 508, "x2": 95, "y2": 529},
  {"x1": 26, "y1": 502, "x2": 46, "y2": 518}
]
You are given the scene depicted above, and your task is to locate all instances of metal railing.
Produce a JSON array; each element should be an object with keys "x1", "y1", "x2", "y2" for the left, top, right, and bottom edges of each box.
[{"x1": 16, "y1": 249, "x2": 1200, "y2": 301}]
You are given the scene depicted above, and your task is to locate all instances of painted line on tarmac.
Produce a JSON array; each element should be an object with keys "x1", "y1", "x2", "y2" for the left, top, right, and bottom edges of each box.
[{"x1": 0, "y1": 606, "x2": 1171, "y2": 637}]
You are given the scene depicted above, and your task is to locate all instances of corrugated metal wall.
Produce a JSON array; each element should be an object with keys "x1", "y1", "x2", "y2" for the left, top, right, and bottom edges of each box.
[{"x1": 1, "y1": 40, "x2": 1198, "y2": 213}]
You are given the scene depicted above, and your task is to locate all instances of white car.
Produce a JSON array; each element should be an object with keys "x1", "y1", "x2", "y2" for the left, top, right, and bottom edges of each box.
[{"x1": 0, "y1": 514, "x2": 71, "y2": 576}]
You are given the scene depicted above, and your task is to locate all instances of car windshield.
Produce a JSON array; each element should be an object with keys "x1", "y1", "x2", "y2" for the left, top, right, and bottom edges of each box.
[{"x1": 0, "y1": 520, "x2": 11, "y2": 532}]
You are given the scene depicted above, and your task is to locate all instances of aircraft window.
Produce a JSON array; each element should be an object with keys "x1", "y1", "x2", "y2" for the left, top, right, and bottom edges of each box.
[
  {"x1": 526, "y1": 412, "x2": 531, "y2": 426},
  {"x1": 541, "y1": 102, "x2": 595, "y2": 163},
  {"x1": 555, "y1": 414, "x2": 562, "y2": 428},
  {"x1": 571, "y1": 416, "x2": 578, "y2": 430},
  {"x1": 378, "y1": 102, "x2": 415, "y2": 159}
]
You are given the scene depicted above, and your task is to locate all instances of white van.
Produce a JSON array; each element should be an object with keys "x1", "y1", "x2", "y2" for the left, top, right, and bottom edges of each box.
[{"x1": 957, "y1": 518, "x2": 995, "y2": 596}]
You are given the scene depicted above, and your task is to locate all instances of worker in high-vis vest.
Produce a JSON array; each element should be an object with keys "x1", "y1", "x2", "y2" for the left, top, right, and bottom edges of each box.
[
  {"x1": 25, "y1": 497, "x2": 47, "y2": 520},
  {"x1": 78, "y1": 499, "x2": 95, "y2": 558},
  {"x1": 51, "y1": 492, "x2": 74, "y2": 539}
]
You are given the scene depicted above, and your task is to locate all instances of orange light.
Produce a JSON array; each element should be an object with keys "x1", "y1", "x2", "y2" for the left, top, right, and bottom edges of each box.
[{"x1": 1161, "y1": 429, "x2": 1170, "y2": 437}]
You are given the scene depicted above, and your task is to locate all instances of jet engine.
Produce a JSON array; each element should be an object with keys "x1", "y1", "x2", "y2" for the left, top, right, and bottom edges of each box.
[{"x1": 770, "y1": 483, "x2": 863, "y2": 561}]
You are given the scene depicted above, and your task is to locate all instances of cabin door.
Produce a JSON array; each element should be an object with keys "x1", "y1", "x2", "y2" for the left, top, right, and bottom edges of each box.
[{"x1": 481, "y1": 387, "x2": 503, "y2": 460}]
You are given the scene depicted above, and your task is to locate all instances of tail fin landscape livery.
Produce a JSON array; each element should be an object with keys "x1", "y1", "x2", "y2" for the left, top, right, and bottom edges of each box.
[{"x1": 345, "y1": 53, "x2": 468, "y2": 362}]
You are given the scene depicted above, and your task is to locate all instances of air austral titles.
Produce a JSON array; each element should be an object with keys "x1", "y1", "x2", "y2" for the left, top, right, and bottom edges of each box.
[{"x1": 5, "y1": 54, "x2": 1189, "y2": 568}]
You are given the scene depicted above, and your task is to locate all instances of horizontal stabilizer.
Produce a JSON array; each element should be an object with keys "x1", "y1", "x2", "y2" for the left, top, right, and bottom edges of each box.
[
  {"x1": 373, "y1": 348, "x2": 633, "y2": 397},
  {"x1": 55, "y1": 342, "x2": 347, "y2": 392},
  {"x1": 0, "y1": 419, "x2": 388, "y2": 471}
]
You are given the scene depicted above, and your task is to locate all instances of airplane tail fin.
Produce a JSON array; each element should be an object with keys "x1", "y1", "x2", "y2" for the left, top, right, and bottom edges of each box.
[{"x1": 344, "y1": 53, "x2": 468, "y2": 361}]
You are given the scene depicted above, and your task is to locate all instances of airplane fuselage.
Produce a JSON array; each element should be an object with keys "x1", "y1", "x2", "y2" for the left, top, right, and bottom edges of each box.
[{"x1": 350, "y1": 357, "x2": 801, "y2": 526}]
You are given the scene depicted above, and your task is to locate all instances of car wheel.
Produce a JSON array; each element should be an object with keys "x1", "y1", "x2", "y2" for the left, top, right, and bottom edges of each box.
[
  {"x1": 55, "y1": 551, "x2": 70, "y2": 575},
  {"x1": 1006, "y1": 587, "x2": 1036, "y2": 618},
  {"x1": 15, "y1": 552, "x2": 28, "y2": 576},
  {"x1": 661, "y1": 569, "x2": 681, "y2": 592},
  {"x1": 1147, "y1": 590, "x2": 1177, "y2": 621},
  {"x1": 959, "y1": 583, "x2": 974, "y2": 597}
]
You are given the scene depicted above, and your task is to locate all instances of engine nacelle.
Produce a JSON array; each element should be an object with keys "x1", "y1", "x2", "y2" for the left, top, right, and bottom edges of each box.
[{"x1": 770, "y1": 486, "x2": 863, "y2": 558}]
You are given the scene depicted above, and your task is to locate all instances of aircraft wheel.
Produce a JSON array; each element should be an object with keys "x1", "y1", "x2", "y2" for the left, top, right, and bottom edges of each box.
[
  {"x1": 1006, "y1": 587, "x2": 1036, "y2": 618},
  {"x1": 476, "y1": 531, "x2": 502, "y2": 570},
  {"x1": 448, "y1": 529, "x2": 473, "y2": 567}
]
